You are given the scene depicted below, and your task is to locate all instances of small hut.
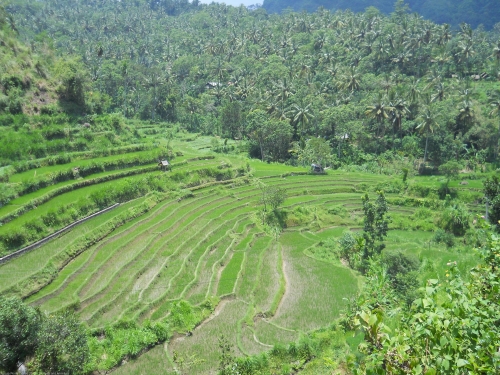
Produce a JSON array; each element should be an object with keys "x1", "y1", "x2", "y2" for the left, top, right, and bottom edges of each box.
[
  {"x1": 311, "y1": 163, "x2": 324, "y2": 173},
  {"x1": 158, "y1": 160, "x2": 170, "y2": 172}
]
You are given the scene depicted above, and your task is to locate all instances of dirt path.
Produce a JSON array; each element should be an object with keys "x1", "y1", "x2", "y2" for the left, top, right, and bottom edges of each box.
[{"x1": 273, "y1": 245, "x2": 290, "y2": 319}]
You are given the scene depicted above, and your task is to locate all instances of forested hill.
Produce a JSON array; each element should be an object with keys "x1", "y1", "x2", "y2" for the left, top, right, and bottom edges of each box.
[
  {"x1": 3, "y1": 0, "x2": 500, "y2": 171},
  {"x1": 263, "y1": 0, "x2": 500, "y2": 30}
]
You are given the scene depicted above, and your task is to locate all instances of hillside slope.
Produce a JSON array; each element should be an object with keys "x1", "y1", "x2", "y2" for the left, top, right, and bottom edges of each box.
[{"x1": 0, "y1": 5, "x2": 87, "y2": 116}]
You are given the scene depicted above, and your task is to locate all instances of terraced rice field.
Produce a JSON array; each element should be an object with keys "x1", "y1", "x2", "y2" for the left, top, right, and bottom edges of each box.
[
  {"x1": 1, "y1": 166, "x2": 366, "y2": 367},
  {"x1": 0, "y1": 139, "x2": 483, "y2": 374},
  {"x1": 24, "y1": 173, "x2": 370, "y2": 318}
]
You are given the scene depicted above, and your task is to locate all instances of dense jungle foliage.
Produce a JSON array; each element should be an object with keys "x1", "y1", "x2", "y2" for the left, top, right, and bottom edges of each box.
[
  {"x1": 263, "y1": 0, "x2": 500, "y2": 30},
  {"x1": 2, "y1": 0, "x2": 500, "y2": 172}
]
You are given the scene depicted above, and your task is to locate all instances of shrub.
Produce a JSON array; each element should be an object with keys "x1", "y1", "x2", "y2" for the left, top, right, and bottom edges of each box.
[
  {"x1": 381, "y1": 250, "x2": 420, "y2": 304},
  {"x1": 373, "y1": 180, "x2": 405, "y2": 193},
  {"x1": 433, "y1": 228, "x2": 455, "y2": 247},
  {"x1": 406, "y1": 183, "x2": 431, "y2": 198},
  {"x1": 42, "y1": 210, "x2": 60, "y2": 227},
  {"x1": 32, "y1": 311, "x2": 90, "y2": 375},
  {"x1": 0, "y1": 93, "x2": 8, "y2": 112},
  {"x1": 0, "y1": 296, "x2": 41, "y2": 372},
  {"x1": 437, "y1": 202, "x2": 470, "y2": 236},
  {"x1": 0, "y1": 183, "x2": 16, "y2": 206},
  {"x1": 2, "y1": 227, "x2": 28, "y2": 249},
  {"x1": 1, "y1": 74, "x2": 24, "y2": 91},
  {"x1": 6, "y1": 88, "x2": 24, "y2": 114},
  {"x1": 382, "y1": 250, "x2": 420, "y2": 279},
  {"x1": 338, "y1": 230, "x2": 362, "y2": 269},
  {"x1": 0, "y1": 114, "x2": 15, "y2": 126},
  {"x1": 54, "y1": 58, "x2": 86, "y2": 106},
  {"x1": 40, "y1": 104, "x2": 60, "y2": 115}
]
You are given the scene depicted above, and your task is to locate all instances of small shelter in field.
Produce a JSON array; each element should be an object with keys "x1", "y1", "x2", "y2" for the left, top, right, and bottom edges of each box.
[
  {"x1": 158, "y1": 160, "x2": 170, "y2": 171},
  {"x1": 311, "y1": 163, "x2": 324, "y2": 173}
]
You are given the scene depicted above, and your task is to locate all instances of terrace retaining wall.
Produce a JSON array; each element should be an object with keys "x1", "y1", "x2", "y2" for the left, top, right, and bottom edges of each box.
[{"x1": 0, "y1": 203, "x2": 120, "y2": 265}]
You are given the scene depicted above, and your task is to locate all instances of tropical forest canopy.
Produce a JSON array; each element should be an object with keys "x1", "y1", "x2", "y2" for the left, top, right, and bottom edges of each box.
[
  {"x1": 263, "y1": 0, "x2": 500, "y2": 30},
  {"x1": 1, "y1": 0, "x2": 500, "y2": 171}
]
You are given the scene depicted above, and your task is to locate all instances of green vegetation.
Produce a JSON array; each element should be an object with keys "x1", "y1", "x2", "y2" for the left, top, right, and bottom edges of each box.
[
  {"x1": 2, "y1": 0, "x2": 500, "y2": 174},
  {"x1": 0, "y1": 297, "x2": 89, "y2": 375},
  {"x1": 349, "y1": 229, "x2": 500, "y2": 374},
  {"x1": 0, "y1": 131, "x2": 495, "y2": 374},
  {"x1": 0, "y1": 1, "x2": 500, "y2": 374},
  {"x1": 263, "y1": 0, "x2": 500, "y2": 29}
]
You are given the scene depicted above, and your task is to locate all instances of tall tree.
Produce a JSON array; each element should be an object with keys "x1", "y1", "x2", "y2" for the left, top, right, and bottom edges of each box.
[
  {"x1": 365, "y1": 93, "x2": 394, "y2": 140},
  {"x1": 361, "y1": 191, "x2": 390, "y2": 269},
  {"x1": 416, "y1": 106, "x2": 440, "y2": 163},
  {"x1": 338, "y1": 66, "x2": 361, "y2": 92},
  {"x1": 389, "y1": 90, "x2": 410, "y2": 148},
  {"x1": 489, "y1": 89, "x2": 500, "y2": 159},
  {"x1": 457, "y1": 89, "x2": 475, "y2": 134},
  {"x1": 484, "y1": 176, "x2": 500, "y2": 230},
  {"x1": 288, "y1": 100, "x2": 314, "y2": 138},
  {"x1": 220, "y1": 100, "x2": 243, "y2": 139}
]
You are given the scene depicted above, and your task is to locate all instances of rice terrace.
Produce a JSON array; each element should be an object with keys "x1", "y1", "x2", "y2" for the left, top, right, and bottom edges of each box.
[{"x1": 0, "y1": 131, "x2": 484, "y2": 374}]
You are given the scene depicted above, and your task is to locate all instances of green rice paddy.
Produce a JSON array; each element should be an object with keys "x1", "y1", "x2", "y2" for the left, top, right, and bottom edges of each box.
[{"x1": 0, "y1": 136, "x2": 487, "y2": 374}]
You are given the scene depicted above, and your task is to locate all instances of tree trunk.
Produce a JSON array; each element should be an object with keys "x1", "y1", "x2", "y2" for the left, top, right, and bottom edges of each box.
[
  {"x1": 398, "y1": 117, "x2": 403, "y2": 149},
  {"x1": 392, "y1": 122, "x2": 395, "y2": 150},
  {"x1": 423, "y1": 133, "x2": 429, "y2": 163},
  {"x1": 496, "y1": 124, "x2": 500, "y2": 161}
]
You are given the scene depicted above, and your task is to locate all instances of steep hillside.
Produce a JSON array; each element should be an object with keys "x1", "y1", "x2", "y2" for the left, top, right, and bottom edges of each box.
[
  {"x1": 263, "y1": 0, "x2": 500, "y2": 29},
  {"x1": 0, "y1": 5, "x2": 87, "y2": 116}
]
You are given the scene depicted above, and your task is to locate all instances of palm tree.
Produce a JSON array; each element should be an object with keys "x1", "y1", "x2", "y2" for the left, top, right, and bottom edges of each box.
[
  {"x1": 338, "y1": 66, "x2": 361, "y2": 92},
  {"x1": 457, "y1": 89, "x2": 474, "y2": 133},
  {"x1": 288, "y1": 100, "x2": 314, "y2": 139},
  {"x1": 234, "y1": 76, "x2": 254, "y2": 100},
  {"x1": 416, "y1": 106, "x2": 439, "y2": 163},
  {"x1": 272, "y1": 78, "x2": 294, "y2": 111},
  {"x1": 365, "y1": 93, "x2": 394, "y2": 139},
  {"x1": 407, "y1": 78, "x2": 421, "y2": 104},
  {"x1": 489, "y1": 89, "x2": 500, "y2": 118},
  {"x1": 492, "y1": 41, "x2": 500, "y2": 67},
  {"x1": 456, "y1": 39, "x2": 475, "y2": 74},
  {"x1": 391, "y1": 49, "x2": 412, "y2": 72},
  {"x1": 313, "y1": 32, "x2": 326, "y2": 51},
  {"x1": 488, "y1": 89, "x2": 500, "y2": 159},
  {"x1": 380, "y1": 73, "x2": 393, "y2": 94},
  {"x1": 436, "y1": 24, "x2": 452, "y2": 46},
  {"x1": 456, "y1": 23, "x2": 475, "y2": 75},
  {"x1": 373, "y1": 39, "x2": 389, "y2": 63},
  {"x1": 143, "y1": 70, "x2": 165, "y2": 120},
  {"x1": 389, "y1": 90, "x2": 410, "y2": 148},
  {"x1": 211, "y1": 57, "x2": 227, "y2": 83},
  {"x1": 425, "y1": 71, "x2": 449, "y2": 103},
  {"x1": 431, "y1": 81, "x2": 447, "y2": 103},
  {"x1": 433, "y1": 49, "x2": 451, "y2": 69}
]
